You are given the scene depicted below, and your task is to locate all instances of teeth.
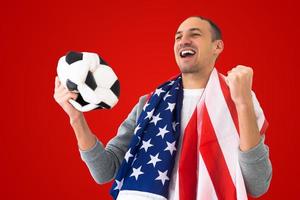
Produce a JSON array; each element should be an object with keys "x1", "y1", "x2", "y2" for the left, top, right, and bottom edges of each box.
[{"x1": 180, "y1": 49, "x2": 195, "y2": 57}]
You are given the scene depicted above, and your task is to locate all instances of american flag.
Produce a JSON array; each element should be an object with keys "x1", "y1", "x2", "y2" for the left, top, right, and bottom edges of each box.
[
  {"x1": 110, "y1": 75, "x2": 183, "y2": 200},
  {"x1": 110, "y1": 68, "x2": 268, "y2": 200}
]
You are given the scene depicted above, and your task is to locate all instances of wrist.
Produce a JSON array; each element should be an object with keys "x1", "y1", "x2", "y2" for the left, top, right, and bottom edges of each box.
[
  {"x1": 235, "y1": 98, "x2": 253, "y2": 111},
  {"x1": 70, "y1": 113, "x2": 84, "y2": 126}
]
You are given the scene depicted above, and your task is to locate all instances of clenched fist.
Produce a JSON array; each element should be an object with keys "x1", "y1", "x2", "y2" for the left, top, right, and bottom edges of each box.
[{"x1": 225, "y1": 65, "x2": 253, "y2": 107}]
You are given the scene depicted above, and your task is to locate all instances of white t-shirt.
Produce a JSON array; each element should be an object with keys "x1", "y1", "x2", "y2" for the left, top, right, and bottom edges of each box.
[{"x1": 168, "y1": 88, "x2": 204, "y2": 200}]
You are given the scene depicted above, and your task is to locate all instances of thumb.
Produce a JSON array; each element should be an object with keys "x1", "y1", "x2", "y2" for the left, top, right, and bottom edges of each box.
[{"x1": 224, "y1": 76, "x2": 230, "y2": 86}]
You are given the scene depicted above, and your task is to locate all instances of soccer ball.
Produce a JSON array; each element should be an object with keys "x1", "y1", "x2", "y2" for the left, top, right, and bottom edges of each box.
[{"x1": 57, "y1": 51, "x2": 120, "y2": 112}]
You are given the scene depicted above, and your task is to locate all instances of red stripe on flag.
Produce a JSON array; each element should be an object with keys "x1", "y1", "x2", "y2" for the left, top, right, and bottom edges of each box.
[
  {"x1": 218, "y1": 73, "x2": 240, "y2": 134},
  {"x1": 260, "y1": 119, "x2": 269, "y2": 135},
  {"x1": 200, "y1": 105, "x2": 237, "y2": 200},
  {"x1": 179, "y1": 109, "x2": 198, "y2": 200}
]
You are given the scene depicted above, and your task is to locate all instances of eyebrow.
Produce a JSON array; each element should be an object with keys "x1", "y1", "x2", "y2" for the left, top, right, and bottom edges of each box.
[{"x1": 176, "y1": 28, "x2": 203, "y2": 35}]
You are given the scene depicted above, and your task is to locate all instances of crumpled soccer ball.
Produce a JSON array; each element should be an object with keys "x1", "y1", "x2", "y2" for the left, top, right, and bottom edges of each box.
[{"x1": 57, "y1": 51, "x2": 120, "y2": 112}]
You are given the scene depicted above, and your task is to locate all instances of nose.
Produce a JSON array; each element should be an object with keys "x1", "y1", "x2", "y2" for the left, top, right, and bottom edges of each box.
[{"x1": 178, "y1": 34, "x2": 192, "y2": 48}]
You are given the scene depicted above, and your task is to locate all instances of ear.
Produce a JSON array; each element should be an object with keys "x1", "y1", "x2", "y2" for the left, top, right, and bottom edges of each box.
[{"x1": 214, "y1": 40, "x2": 224, "y2": 56}]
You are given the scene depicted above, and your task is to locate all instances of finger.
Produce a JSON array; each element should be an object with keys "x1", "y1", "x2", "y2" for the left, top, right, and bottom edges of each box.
[
  {"x1": 236, "y1": 65, "x2": 246, "y2": 69},
  {"x1": 60, "y1": 91, "x2": 78, "y2": 101},
  {"x1": 232, "y1": 67, "x2": 238, "y2": 72},
  {"x1": 237, "y1": 65, "x2": 251, "y2": 72},
  {"x1": 54, "y1": 89, "x2": 70, "y2": 102},
  {"x1": 236, "y1": 66, "x2": 252, "y2": 76},
  {"x1": 60, "y1": 93, "x2": 76, "y2": 103},
  {"x1": 70, "y1": 92, "x2": 78, "y2": 100},
  {"x1": 60, "y1": 89, "x2": 70, "y2": 96},
  {"x1": 224, "y1": 76, "x2": 230, "y2": 86},
  {"x1": 54, "y1": 85, "x2": 65, "y2": 93},
  {"x1": 67, "y1": 92, "x2": 79, "y2": 101},
  {"x1": 55, "y1": 76, "x2": 61, "y2": 88},
  {"x1": 231, "y1": 67, "x2": 241, "y2": 73},
  {"x1": 55, "y1": 81, "x2": 68, "y2": 93},
  {"x1": 55, "y1": 90, "x2": 72, "y2": 101},
  {"x1": 245, "y1": 66, "x2": 253, "y2": 74}
]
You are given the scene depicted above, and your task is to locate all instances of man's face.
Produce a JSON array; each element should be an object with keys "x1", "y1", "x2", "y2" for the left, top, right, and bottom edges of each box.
[{"x1": 174, "y1": 17, "x2": 219, "y2": 74}]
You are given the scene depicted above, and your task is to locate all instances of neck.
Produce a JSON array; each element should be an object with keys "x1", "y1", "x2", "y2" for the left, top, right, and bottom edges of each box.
[{"x1": 182, "y1": 65, "x2": 214, "y2": 89}]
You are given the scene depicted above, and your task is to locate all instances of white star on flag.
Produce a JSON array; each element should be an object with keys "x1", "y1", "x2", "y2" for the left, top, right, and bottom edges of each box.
[
  {"x1": 140, "y1": 139, "x2": 154, "y2": 152},
  {"x1": 134, "y1": 136, "x2": 142, "y2": 147},
  {"x1": 134, "y1": 124, "x2": 141, "y2": 134},
  {"x1": 145, "y1": 109, "x2": 154, "y2": 120},
  {"x1": 150, "y1": 113, "x2": 162, "y2": 126},
  {"x1": 135, "y1": 136, "x2": 141, "y2": 147},
  {"x1": 155, "y1": 170, "x2": 169, "y2": 185},
  {"x1": 164, "y1": 141, "x2": 176, "y2": 155},
  {"x1": 154, "y1": 88, "x2": 165, "y2": 96},
  {"x1": 130, "y1": 166, "x2": 144, "y2": 180},
  {"x1": 147, "y1": 153, "x2": 162, "y2": 167},
  {"x1": 132, "y1": 154, "x2": 138, "y2": 165},
  {"x1": 156, "y1": 125, "x2": 169, "y2": 139},
  {"x1": 163, "y1": 91, "x2": 172, "y2": 101},
  {"x1": 124, "y1": 148, "x2": 133, "y2": 162},
  {"x1": 165, "y1": 102, "x2": 176, "y2": 112},
  {"x1": 114, "y1": 179, "x2": 124, "y2": 190},
  {"x1": 168, "y1": 80, "x2": 175, "y2": 86},
  {"x1": 143, "y1": 102, "x2": 150, "y2": 111},
  {"x1": 172, "y1": 121, "x2": 179, "y2": 131}
]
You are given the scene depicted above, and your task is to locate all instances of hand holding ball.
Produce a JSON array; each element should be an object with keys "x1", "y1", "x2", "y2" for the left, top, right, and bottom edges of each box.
[{"x1": 57, "y1": 51, "x2": 120, "y2": 112}]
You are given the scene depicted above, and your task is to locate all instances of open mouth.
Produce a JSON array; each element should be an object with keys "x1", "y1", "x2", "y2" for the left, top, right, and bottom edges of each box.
[{"x1": 180, "y1": 49, "x2": 196, "y2": 58}]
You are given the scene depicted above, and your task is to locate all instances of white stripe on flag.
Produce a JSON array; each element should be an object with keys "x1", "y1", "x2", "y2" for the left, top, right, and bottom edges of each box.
[
  {"x1": 235, "y1": 160, "x2": 248, "y2": 200},
  {"x1": 117, "y1": 190, "x2": 167, "y2": 200},
  {"x1": 205, "y1": 69, "x2": 240, "y2": 185},
  {"x1": 196, "y1": 153, "x2": 218, "y2": 200},
  {"x1": 251, "y1": 91, "x2": 266, "y2": 130}
]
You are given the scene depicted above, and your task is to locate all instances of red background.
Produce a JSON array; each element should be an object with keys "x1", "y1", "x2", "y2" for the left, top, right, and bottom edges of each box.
[{"x1": 1, "y1": 0, "x2": 299, "y2": 199}]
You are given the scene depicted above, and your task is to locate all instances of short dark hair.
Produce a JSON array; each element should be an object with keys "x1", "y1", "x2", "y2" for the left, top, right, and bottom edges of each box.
[{"x1": 191, "y1": 16, "x2": 222, "y2": 41}]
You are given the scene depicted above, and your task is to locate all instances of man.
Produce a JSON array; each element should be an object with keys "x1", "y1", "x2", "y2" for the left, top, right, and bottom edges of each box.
[{"x1": 54, "y1": 16, "x2": 272, "y2": 200}]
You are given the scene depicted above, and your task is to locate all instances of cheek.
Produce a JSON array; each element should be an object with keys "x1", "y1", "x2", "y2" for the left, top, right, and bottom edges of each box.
[
  {"x1": 173, "y1": 43, "x2": 178, "y2": 54},
  {"x1": 199, "y1": 43, "x2": 212, "y2": 55},
  {"x1": 173, "y1": 44, "x2": 179, "y2": 59}
]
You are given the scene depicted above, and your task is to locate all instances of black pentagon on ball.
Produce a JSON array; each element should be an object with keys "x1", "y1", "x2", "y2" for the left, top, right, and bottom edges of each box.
[
  {"x1": 98, "y1": 54, "x2": 109, "y2": 66},
  {"x1": 110, "y1": 79, "x2": 120, "y2": 98},
  {"x1": 85, "y1": 71, "x2": 97, "y2": 91},
  {"x1": 65, "y1": 51, "x2": 83, "y2": 65},
  {"x1": 97, "y1": 101, "x2": 111, "y2": 109},
  {"x1": 75, "y1": 93, "x2": 90, "y2": 106},
  {"x1": 66, "y1": 79, "x2": 78, "y2": 91}
]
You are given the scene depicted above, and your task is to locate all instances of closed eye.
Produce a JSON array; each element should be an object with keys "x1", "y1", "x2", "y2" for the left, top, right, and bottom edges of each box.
[
  {"x1": 175, "y1": 33, "x2": 201, "y2": 40},
  {"x1": 175, "y1": 35, "x2": 182, "y2": 40},
  {"x1": 191, "y1": 33, "x2": 201, "y2": 37}
]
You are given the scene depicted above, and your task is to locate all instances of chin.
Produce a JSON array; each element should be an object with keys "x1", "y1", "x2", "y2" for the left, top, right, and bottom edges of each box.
[{"x1": 179, "y1": 65, "x2": 199, "y2": 74}]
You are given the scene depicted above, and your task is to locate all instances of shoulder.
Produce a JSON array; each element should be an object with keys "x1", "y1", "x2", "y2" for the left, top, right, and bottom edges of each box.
[{"x1": 133, "y1": 94, "x2": 149, "y2": 121}]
